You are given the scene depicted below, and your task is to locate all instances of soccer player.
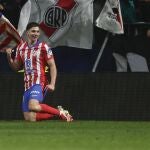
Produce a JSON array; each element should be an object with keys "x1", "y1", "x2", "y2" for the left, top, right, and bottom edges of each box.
[{"x1": 6, "y1": 22, "x2": 73, "y2": 122}]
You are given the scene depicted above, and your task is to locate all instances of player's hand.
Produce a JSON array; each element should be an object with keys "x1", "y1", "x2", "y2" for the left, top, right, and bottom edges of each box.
[
  {"x1": 6, "y1": 48, "x2": 13, "y2": 57},
  {"x1": 0, "y1": 4, "x2": 4, "y2": 11},
  {"x1": 45, "y1": 84, "x2": 55, "y2": 92}
]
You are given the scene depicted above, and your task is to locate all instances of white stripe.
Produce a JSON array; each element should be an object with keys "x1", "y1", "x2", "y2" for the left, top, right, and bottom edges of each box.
[{"x1": 36, "y1": 43, "x2": 42, "y2": 84}]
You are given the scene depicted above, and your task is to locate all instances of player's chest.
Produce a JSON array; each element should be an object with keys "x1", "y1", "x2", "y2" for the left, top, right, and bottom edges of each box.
[{"x1": 20, "y1": 48, "x2": 42, "y2": 60}]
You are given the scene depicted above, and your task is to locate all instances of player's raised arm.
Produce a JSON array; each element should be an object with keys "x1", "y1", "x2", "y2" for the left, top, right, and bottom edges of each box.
[{"x1": 6, "y1": 48, "x2": 22, "y2": 71}]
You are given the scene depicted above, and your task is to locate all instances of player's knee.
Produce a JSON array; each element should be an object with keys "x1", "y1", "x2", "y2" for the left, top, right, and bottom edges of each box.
[{"x1": 29, "y1": 104, "x2": 41, "y2": 112}]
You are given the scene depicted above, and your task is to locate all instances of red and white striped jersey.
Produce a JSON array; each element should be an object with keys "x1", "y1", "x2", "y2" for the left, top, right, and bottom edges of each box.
[{"x1": 15, "y1": 40, "x2": 53, "y2": 91}]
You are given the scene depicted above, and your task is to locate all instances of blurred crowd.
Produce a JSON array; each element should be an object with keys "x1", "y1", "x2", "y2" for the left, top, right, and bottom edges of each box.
[{"x1": 120, "y1": 0, "x2": 150, "y2": 23}]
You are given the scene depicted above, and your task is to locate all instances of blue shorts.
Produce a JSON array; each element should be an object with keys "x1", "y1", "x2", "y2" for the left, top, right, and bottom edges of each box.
[{"x1": 22, "y1": 84, "x2": 45, "y2": 112}]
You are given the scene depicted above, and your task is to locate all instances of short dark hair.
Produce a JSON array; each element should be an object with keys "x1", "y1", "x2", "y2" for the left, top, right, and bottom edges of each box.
[{"x1": 26, "y1": 22, "x2": 40, "y2": 31}]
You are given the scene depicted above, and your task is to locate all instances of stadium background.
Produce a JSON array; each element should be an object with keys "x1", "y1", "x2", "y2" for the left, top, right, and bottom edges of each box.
[{"x1": 1, "y1": 0, "x2": 150, "y2": 121}]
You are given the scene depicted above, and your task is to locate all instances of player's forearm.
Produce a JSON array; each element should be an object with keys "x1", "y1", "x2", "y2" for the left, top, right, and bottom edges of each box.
[
  {"x1": 7, "y1": 55, "x2": 20, "y2": 71},
  {"x1": 6, "y1": 48, "x2": 20, "y2": 71},
  {"x1": 49, "y1": 64, "x2": 57, "y2": 86}
]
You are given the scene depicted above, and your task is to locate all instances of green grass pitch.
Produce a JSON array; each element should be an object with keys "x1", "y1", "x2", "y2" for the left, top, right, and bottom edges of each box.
[{"x1": 0, "y1": 120, "x2": 150, "y2": 150}]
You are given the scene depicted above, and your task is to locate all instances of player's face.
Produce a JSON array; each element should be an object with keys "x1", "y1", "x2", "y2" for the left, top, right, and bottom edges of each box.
[{"x1": 27, "y1": 26, "x2": 40, "y2": 44}]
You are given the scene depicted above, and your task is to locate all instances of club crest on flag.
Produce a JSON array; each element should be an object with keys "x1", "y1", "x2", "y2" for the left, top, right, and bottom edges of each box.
[
  {"x1": 43, "y1": 6, "x2": 69, "y2": 28},
  {"x1": 40, "y1": 0, "x2": 78, "y2": 38}
]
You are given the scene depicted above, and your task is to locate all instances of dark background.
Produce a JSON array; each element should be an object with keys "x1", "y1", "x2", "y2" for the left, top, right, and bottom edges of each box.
[{"x1": 1, "y1": 73, "x2": 150, "y2": 121}]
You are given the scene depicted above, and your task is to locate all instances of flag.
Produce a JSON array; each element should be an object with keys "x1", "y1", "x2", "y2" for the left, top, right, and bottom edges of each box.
[
  {"x1": 18, "y1": 0, "x2": 93, "y2": 49},
  {"x1": 96, "y1": 0, "x2": 124, "y2": 34},
  {"x1": 0, "y1": 13, "x2": 21, "y2": 53}
]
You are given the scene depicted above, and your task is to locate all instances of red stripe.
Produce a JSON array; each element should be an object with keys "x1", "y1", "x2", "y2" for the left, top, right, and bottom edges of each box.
[
  {"x1": 40, "y1": 43, "x2": 46, "y2": 88},
  {"x1": 40, "y1": 22, "x2": 56, "y2": 37},
  {"x1": 116, "y1": 12, "x2": 123, "y2": 29},
  {"x1": 56, "y1": 0, "x2": 76, "y2": 12},
  {"x1": 0, "y1": 23, "x2": 6, "y2": 34}
]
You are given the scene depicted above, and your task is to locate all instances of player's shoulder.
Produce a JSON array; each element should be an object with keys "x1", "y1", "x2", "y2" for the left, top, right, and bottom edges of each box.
[
  {"x1": 39, "y1": 41, "x2": 51, "y2": 50},
  {"x1": 17, "y1": 40, "x2": 27, "y2": 51},
  {"x1": 40, "y1": 41, "x2": 49, "y2": 47},
  {"x1": 17, "y1": 40, "x2": 24, "y2": 47}
]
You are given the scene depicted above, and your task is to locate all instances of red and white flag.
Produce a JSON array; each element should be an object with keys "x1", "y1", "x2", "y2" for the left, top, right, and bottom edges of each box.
[
  {"x1": 18, "y1": 0, "x2": 93, "y2": 49},
  {"x1": 96, "y1": 0, "x2": 124, "y2": 34},
  {"x1": 0, "y1": 13, "x2": 21, "y2": 53}
]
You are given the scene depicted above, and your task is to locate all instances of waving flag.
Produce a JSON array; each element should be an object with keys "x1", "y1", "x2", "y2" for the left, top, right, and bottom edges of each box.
[
  {"x1": 18, "y1": 0, "x2": 93, "y2": 49},
  {"x1": 0, "y1": 13, "x2": 21, "y2": 53},
  {"x1": 96, "y1": 0, "x2": 124, "y2": 34}
]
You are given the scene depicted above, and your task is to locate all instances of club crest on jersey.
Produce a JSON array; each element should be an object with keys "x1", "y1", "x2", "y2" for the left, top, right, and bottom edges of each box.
[
  {"x1": 25, "y1": 59, "x2": 33, "y2": 74},
  {"x1": 44, "y1": 6, "x2": 68, "y2": 28},
  {"x1": 48, "y1": 48, "x2": 52, "y2": 54}
]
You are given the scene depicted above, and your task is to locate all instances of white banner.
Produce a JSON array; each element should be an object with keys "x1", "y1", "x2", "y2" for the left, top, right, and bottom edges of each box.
[
  {"x1": 96, "y1": 0, "x2": 124, "y2": 34},
  {"x1": 18, "y1": 0, "x2": 93, "y2": 49}
]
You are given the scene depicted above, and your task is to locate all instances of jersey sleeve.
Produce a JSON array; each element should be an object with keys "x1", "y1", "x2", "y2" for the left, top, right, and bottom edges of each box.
[{"x1": 43, "y1": 43, "x2": 53, "y2": 61}]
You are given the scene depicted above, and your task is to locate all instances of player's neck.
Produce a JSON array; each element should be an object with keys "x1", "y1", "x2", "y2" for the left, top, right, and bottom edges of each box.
[{"x1": 28, "y1": 40, "x2": 38, "y2": 47}]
